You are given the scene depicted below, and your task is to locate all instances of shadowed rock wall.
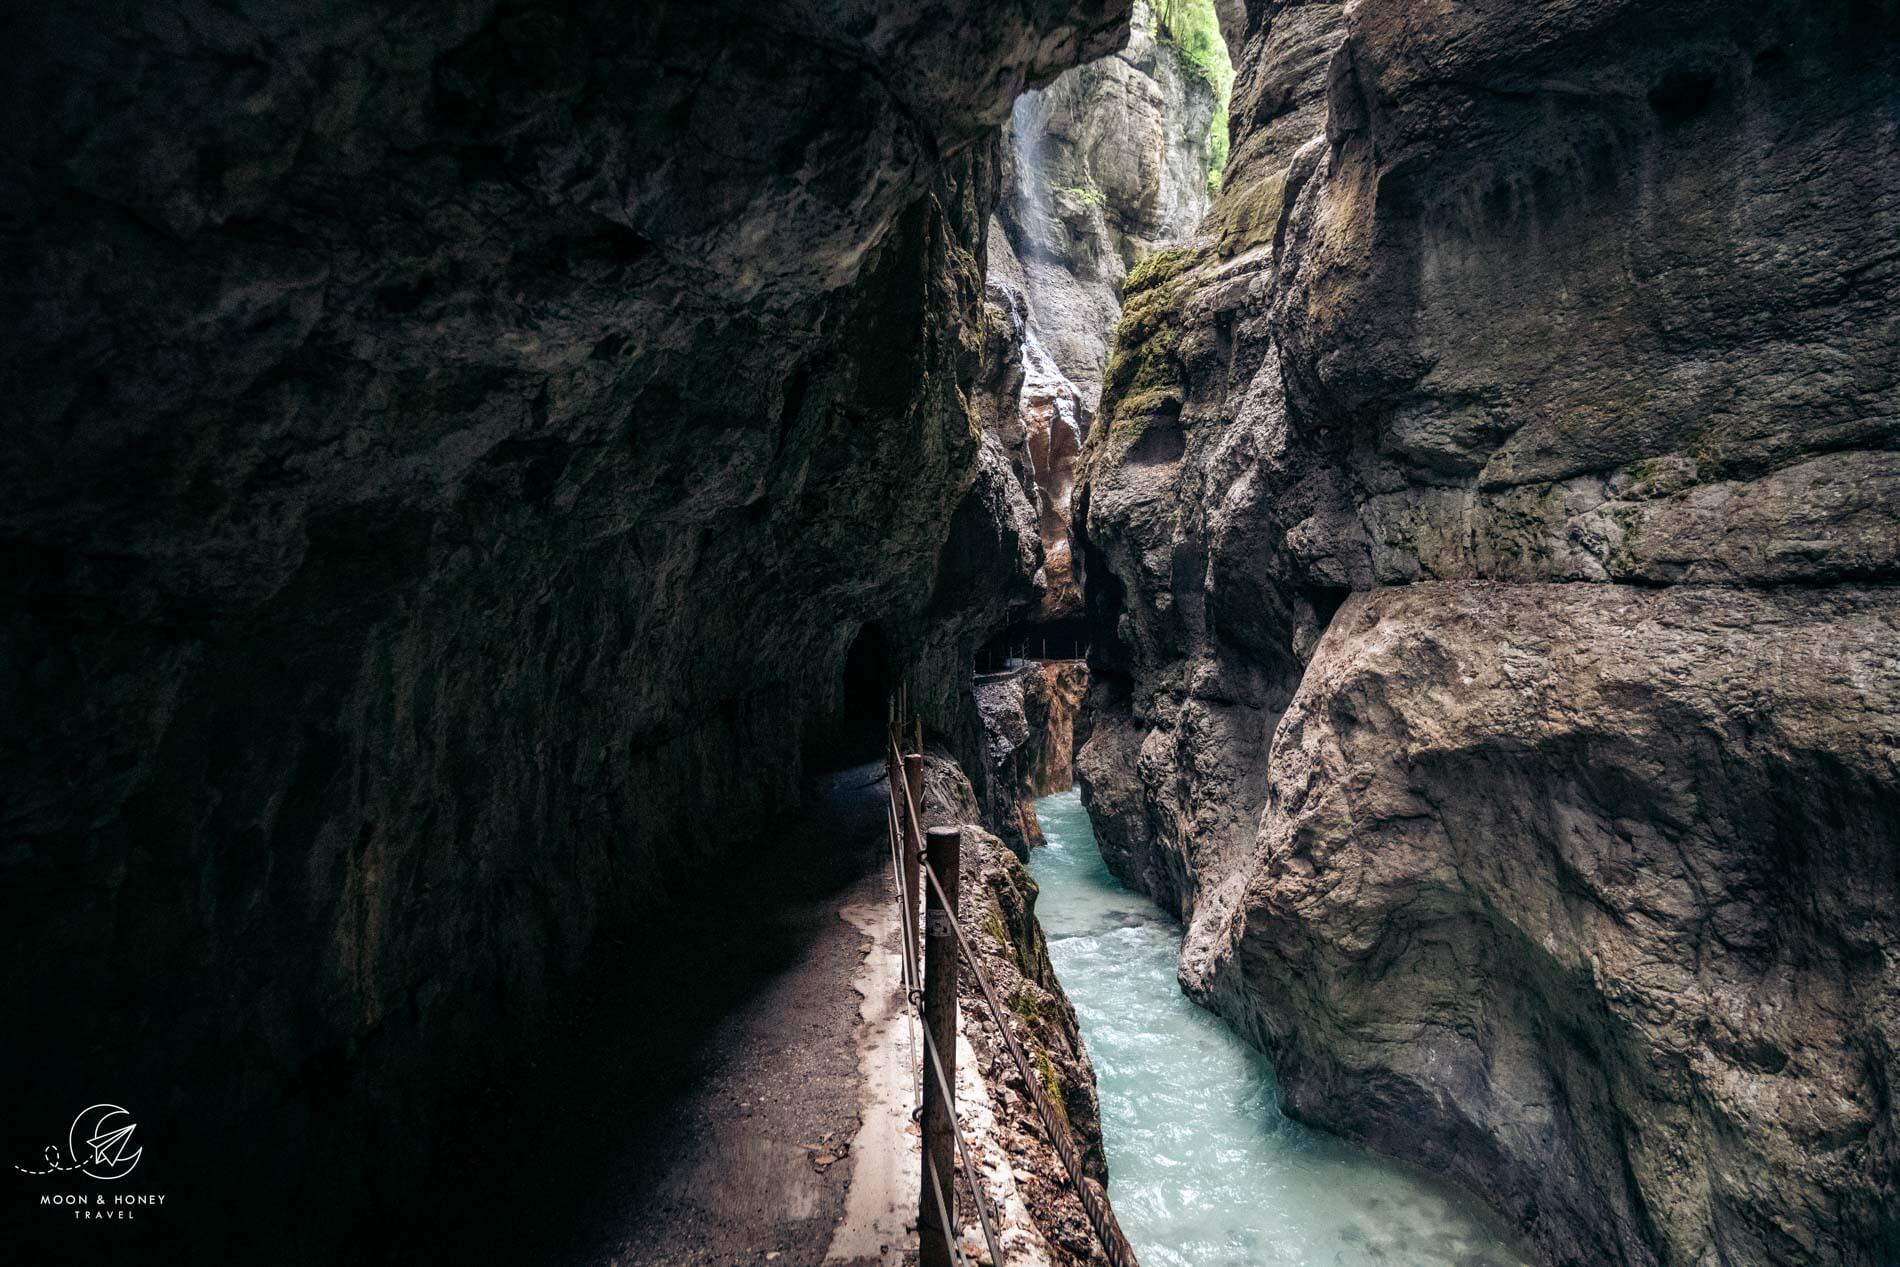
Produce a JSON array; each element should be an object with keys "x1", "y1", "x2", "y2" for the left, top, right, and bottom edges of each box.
[
  {"x1": 0, "y1": 0, "x2": 1128, "y2": 1255},
  {"x1": 1076, "y1": 1, "x2": 1899, "y2": 1263}
]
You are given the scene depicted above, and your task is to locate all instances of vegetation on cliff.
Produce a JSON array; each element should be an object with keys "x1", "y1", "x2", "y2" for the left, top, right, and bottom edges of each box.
[{"x1": 1152, "y1": 0, "x2": 1233, "y2": 192}]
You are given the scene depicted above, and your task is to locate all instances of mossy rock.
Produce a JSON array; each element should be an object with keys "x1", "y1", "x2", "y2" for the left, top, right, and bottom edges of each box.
[
  {"x1": 1122, "y1": 244, "x2": 1200, "y2": 295},
  {"x1": 1215, "y1": 168, "x2": 1291, "y2": 257},
  {"x1": 1094, "y1": 242, "x2": 1211, "y2": 449},
  {"x1": 1009, "y1": 984, "x2": 1044, "y2": 1027},
  {"x1": 1033, "y1": 1042, "x2": 1068, "y2": 1123}
]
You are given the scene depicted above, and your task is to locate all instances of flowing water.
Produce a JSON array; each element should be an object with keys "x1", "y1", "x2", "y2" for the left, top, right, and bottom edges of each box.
[{"x1": 1030, "y1": 790, "x2": 1530, "y2": 1267}]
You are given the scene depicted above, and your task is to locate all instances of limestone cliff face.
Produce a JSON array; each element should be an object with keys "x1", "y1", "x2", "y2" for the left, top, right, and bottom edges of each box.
[
  {"x1": 968, "y1": 0, "x2": 1221, "y2": 853},
  {"x1": 971, "y1": 273, "x2": 1092, "y2": 622},
  {"x1": 0, "y1": 0, "x2": 1129, "y2": 1254},
  {"x1": 1077, "y1": 2, "x2": 1900, "y2": 1264},
  {"x1": 975, "y1": 660, "x2": 1092, "y2": 849},
  {"x1": 984, "y1": 2, "x2": 1221, "y2": 628},
  {"x1": 997, "y1": 1, "x2": 1220, "y2": 405}
]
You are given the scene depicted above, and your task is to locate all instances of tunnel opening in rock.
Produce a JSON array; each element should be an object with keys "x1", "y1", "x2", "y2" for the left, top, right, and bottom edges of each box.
[
  {"x1": 977, "y1": 616, "x2": 1089, "y2": 671},
  {"x1": 1306, "y1": 583, "x2": 1352, "y2": 634},
  {"x1": 833, "y1": 622, "x2": 894, "y2": 767},
  {"x1": 1648, "y1": 64, "x2": 1721, "y2": 123}
]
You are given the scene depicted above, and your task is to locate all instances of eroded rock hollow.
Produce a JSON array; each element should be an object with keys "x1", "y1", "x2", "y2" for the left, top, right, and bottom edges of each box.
[{"x1": 1076, "y1": 2, "x2": 1899, "y2": 1264}]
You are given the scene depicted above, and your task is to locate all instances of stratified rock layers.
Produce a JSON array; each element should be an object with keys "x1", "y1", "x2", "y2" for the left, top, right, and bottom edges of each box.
[
  {"x1": 0, "y1": 0, "x2": 1128, "y2": 1253},
  {"x1": 1076, "y1": 2, "x2": 1900, "y2": 1264}
]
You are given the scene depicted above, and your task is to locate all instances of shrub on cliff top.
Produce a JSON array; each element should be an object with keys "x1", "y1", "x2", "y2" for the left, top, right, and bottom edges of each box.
[{"x1": 1152, "y1": 0, "x2": 1233, "y2": 195}]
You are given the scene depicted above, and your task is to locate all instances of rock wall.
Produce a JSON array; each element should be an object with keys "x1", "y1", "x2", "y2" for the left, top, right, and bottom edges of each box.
[
  {"x1": 963, "y1": 0, "x2": 1226, "y2": 856},
  {"x1": 996, "y1": 2, "x2": 1220, "y2": 404},
  {"x1": 0, "y1": 0, "x2": 1130, "y2": 1255},
  {"x1": 972, "y1": 273, "x2": 1092, "y2": 622},
  {"x1": 975, "y1": 659, "x2": 1092, "y2": 849},
  {"x1": 1076, "y1": 2, "x2": 1900, "y2": 1264},
  {"x1": 971, "y1": 0, "x2": 1223, "y2": 815},
  {"x1": 1032, "y1": 662, "x2": 1091, "y2": 797}
]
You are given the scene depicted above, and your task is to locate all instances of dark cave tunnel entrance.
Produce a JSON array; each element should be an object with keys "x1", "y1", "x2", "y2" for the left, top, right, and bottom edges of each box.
[
  {"x1": 833, "y1": 622, "x2": 894, "y2": 767},
  {"x1": 975, "y1": 616, "x2": 1088, "y2": 673}
]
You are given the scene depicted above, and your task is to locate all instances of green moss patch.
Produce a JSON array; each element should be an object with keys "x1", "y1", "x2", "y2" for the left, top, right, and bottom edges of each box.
[
  {"x1": 1033, "y1": 1044, "x2": 1069, "y2": 1124},
  {"x1": 1153, "y1": 0, "x2": 1234, "y2": 195},
  {"x1": 1094, "y1": 243, "x2": 1210, "y2": 446}
]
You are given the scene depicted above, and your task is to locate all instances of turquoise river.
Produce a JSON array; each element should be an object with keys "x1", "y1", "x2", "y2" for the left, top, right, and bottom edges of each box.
[{"x1": 1030, "y1": 790, "x2": 1529, "y2": 1267}]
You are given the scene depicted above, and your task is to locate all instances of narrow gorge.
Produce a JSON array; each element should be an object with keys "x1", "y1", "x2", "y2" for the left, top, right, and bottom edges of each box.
[{"x1": 1, "y1": 2, "x2": 1894, "y2": 1266}]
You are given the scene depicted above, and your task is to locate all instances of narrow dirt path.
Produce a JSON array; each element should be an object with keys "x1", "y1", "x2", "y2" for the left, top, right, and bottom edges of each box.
[
  {"x1": 825, "y1": 899, "x2": 921, "y2": 1266},
  {"x1": 583, "y1": 762, "x2": 914, "y2": 1267}
]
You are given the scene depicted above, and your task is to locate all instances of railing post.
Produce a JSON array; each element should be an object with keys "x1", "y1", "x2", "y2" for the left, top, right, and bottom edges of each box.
[
  {"x1": 919, "y1": 824, "x2": 962, "y2": 1267},
  {"x1": 901, "y1": 751, "x2": 926, "y2": 979}
]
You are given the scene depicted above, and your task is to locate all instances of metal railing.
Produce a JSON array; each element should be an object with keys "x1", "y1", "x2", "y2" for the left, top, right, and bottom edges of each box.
[{"x1": 882, "y1": 703, "x2": 1137, "y2": 1267}]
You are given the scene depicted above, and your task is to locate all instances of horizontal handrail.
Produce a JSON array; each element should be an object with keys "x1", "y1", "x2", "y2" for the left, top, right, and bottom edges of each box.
[
  {"x1": 884, "y1": 719, "x2": 1136, "y2": 1267},
  {"x1": 917, "y1": 857, "x2": 1137, "y2": 1267}
]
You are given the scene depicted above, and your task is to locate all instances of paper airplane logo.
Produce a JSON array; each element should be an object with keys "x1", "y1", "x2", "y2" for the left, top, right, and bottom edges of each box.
[{"x1": 70, "y1": 1105, "x2": 142, "y2": 1180}]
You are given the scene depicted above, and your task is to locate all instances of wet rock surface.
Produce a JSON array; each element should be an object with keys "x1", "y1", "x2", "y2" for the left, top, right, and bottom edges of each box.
[
  {"x1": 973, "y1": 274, "x2": 1089, "y2": 624},
  {"x1": 970, "y1": 1, "x2": 1224, "y2": 654},
  {"x1": 1020, "y1": 316, "x2": 1092, "y2": 622},
  {"x1": 0, "y1": 0, "x2": 1130, "y2": 1256},
  {"x1": 1077, "y1": 1, "x2": 1900, "y2": 1263},
  {"x1": 996, "y1": 2, "x2": 1219, "y2": 404},
  {"x1": 975, "y1": 660, "x2": 1091, "y2": 851}
]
